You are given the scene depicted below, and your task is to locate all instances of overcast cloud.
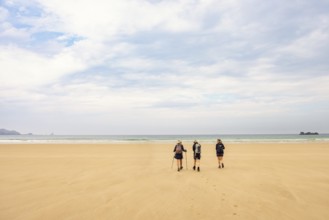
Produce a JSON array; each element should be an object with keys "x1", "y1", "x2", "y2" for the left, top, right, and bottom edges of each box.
[{"x1": 0, "y1": 0, "x2": 328, "y2": 135}]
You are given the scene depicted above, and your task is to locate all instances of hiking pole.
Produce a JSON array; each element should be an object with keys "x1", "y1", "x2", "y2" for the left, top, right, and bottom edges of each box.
[
  {"x1": 171, "y1": 154, "x2": 175, "y2": 169},
  {"x1": 185, "y1": 151, "x2": 188, "y2": 170}
]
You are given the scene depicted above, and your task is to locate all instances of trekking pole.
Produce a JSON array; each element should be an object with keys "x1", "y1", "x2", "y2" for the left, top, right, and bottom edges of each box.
[
  {"x1": 171, "y1": 154, "x2": 175, "y2": 169},
  {"x1": 185, "y1": 151, "x2": 188, "y2": 170}
]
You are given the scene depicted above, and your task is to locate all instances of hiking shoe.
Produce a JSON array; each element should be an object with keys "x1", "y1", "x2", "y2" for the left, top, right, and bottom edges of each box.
[
  {"x1": 197, "y1": 167, "x2": 200, "y2": 172},
  {"x1": 193, "y1": 166, "x2": 196, "y2": 170},
  {"x1": 222, "y1": 163, "x2": 224, "y2": 168}
]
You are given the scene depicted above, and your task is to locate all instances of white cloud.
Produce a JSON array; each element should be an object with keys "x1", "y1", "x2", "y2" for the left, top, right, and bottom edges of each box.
[
  {"x1": 33, "y1": 0, "x2": 204, "y2": 40},
  {"x1": 277, "y1": 29, "x2": 329, "y2": 58},
  {"x1": 1, "y1": 0, "x2": 329, "y2": 134},
  {"x1": 0, "y1": 45, "x2": 86, "y2": 87},
  {"x1": 0, "y1": 6, "x2": 29, "y2": 40},
  {"x1": 0, "y1": 21, "x2": 29, "y2": 39},
  {"x1": 0, "y1": 6, "x2": 9, "y2": 21}
]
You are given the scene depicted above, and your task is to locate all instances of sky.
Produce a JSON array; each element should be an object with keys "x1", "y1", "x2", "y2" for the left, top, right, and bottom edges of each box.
[{"x1": 0, "y1": 0, "x2": 329, "y2": 135}]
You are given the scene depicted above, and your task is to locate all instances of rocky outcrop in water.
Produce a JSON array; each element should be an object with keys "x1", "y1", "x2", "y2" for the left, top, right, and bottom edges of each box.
[{"x1": 299, "y1": 132, "x2": 319, "y2": 135}]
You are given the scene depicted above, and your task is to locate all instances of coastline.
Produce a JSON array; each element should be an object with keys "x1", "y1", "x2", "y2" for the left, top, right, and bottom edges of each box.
[
  {"x1": 1, "y1": 133, "x2": 329, "y2": 144},
  {"x1": 1, "y1": 142, "x2": 329, "y2": 220}
]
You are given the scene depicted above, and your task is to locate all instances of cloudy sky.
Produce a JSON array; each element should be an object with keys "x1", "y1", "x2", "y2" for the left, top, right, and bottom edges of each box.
[{"x1": 1, "y1": 0, "x2": 328, "y2": 135}]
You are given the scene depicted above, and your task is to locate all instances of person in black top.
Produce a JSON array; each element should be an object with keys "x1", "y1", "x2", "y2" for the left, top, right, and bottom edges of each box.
[
  {"x1": 173, "y1": 140, "x2": 187, "y2": 171},
  {"x1": 216, "y1": 139, "x2": 225, "y2": 168},
  {"x1": 192, "y1": 140, "x2": 201, "y2": 171}
]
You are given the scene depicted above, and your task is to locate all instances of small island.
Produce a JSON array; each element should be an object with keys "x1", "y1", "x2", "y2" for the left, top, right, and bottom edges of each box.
[{"x1": 299, "y1": 132, "x2": 319, "y2": 135}]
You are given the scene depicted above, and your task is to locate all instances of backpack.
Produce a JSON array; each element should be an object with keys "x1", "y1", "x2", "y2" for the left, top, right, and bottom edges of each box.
[
  {"x1": 175, "y1": 144, "x2": 182, "y2": 153},
  {"x1": 217, "y1": 143, "x2": 225, "y2": 153},
  {"x1": 195, "y1": 144, "x2": 201, "y2": 154}
]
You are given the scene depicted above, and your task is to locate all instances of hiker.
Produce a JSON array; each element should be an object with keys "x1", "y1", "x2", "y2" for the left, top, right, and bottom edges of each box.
[
  {"x1": 173, "y1": 140, "x2": 187, "y2": 171},
  {"x1": 216, "y1": 139, "x2": 225, "y2": 168},
  {"x1": 192, "y1": 140, "x2": 201, "y2": 172}
]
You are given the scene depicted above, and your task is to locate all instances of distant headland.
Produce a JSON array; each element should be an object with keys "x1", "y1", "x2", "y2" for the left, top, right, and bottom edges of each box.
[
  {"x1": 299, "y1": 132, "x2": 319, "y2": 135},
  {"x1": 0, "y1": 129, "x2": 33, "y2": 135},
  {"x1": 0, "y1": 128, "x2": 21, "y2": 135}
]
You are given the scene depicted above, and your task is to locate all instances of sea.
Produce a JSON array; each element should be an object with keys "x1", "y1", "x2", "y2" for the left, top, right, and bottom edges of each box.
[{"x1": 0, "y1": 134, "x2": 329, "y2": 144}]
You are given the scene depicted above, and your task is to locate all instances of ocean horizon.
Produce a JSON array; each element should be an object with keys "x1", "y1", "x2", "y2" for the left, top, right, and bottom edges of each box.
[{"x1": 1, "y1": 133, "x2": 329, "y2": 144}]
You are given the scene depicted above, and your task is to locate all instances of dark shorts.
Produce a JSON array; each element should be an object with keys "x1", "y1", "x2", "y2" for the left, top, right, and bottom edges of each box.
[
  {"x1": 217, "y1": 153, "x2": 224, "y2": 157},
  {"x1": 175, "y1": 153, "x2": 183, "y2": 159},
  {"x1": 194, "y1": 153, "x2": 201, "y2": 160}
]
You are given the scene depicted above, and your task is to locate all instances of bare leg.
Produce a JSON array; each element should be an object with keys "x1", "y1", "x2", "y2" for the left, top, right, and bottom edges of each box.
[{"x1": 218, "y1": 156, "x2": 223, "y2": 168}]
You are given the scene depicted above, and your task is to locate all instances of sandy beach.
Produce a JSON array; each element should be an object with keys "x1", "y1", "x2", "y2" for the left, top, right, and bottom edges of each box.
[{"x1": 1, "y1": 142, "x2": 329, "y2": 220}]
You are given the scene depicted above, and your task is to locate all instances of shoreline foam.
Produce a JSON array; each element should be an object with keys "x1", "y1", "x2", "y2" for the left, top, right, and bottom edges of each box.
[{"x1": 1, "y1": 134, "x2": 329, "y2": 144}]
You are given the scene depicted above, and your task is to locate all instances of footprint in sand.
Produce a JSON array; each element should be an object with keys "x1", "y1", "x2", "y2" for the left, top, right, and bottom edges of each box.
[
  {"x1": 233, "y1": 205, "x2": 238, "y2": 216},
  {"x1": 221, "y1": 193, "x2": 225, "y2": 201},
  {"x1": 213, "y1": 185, "x2": 217, "y2": 191}
]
